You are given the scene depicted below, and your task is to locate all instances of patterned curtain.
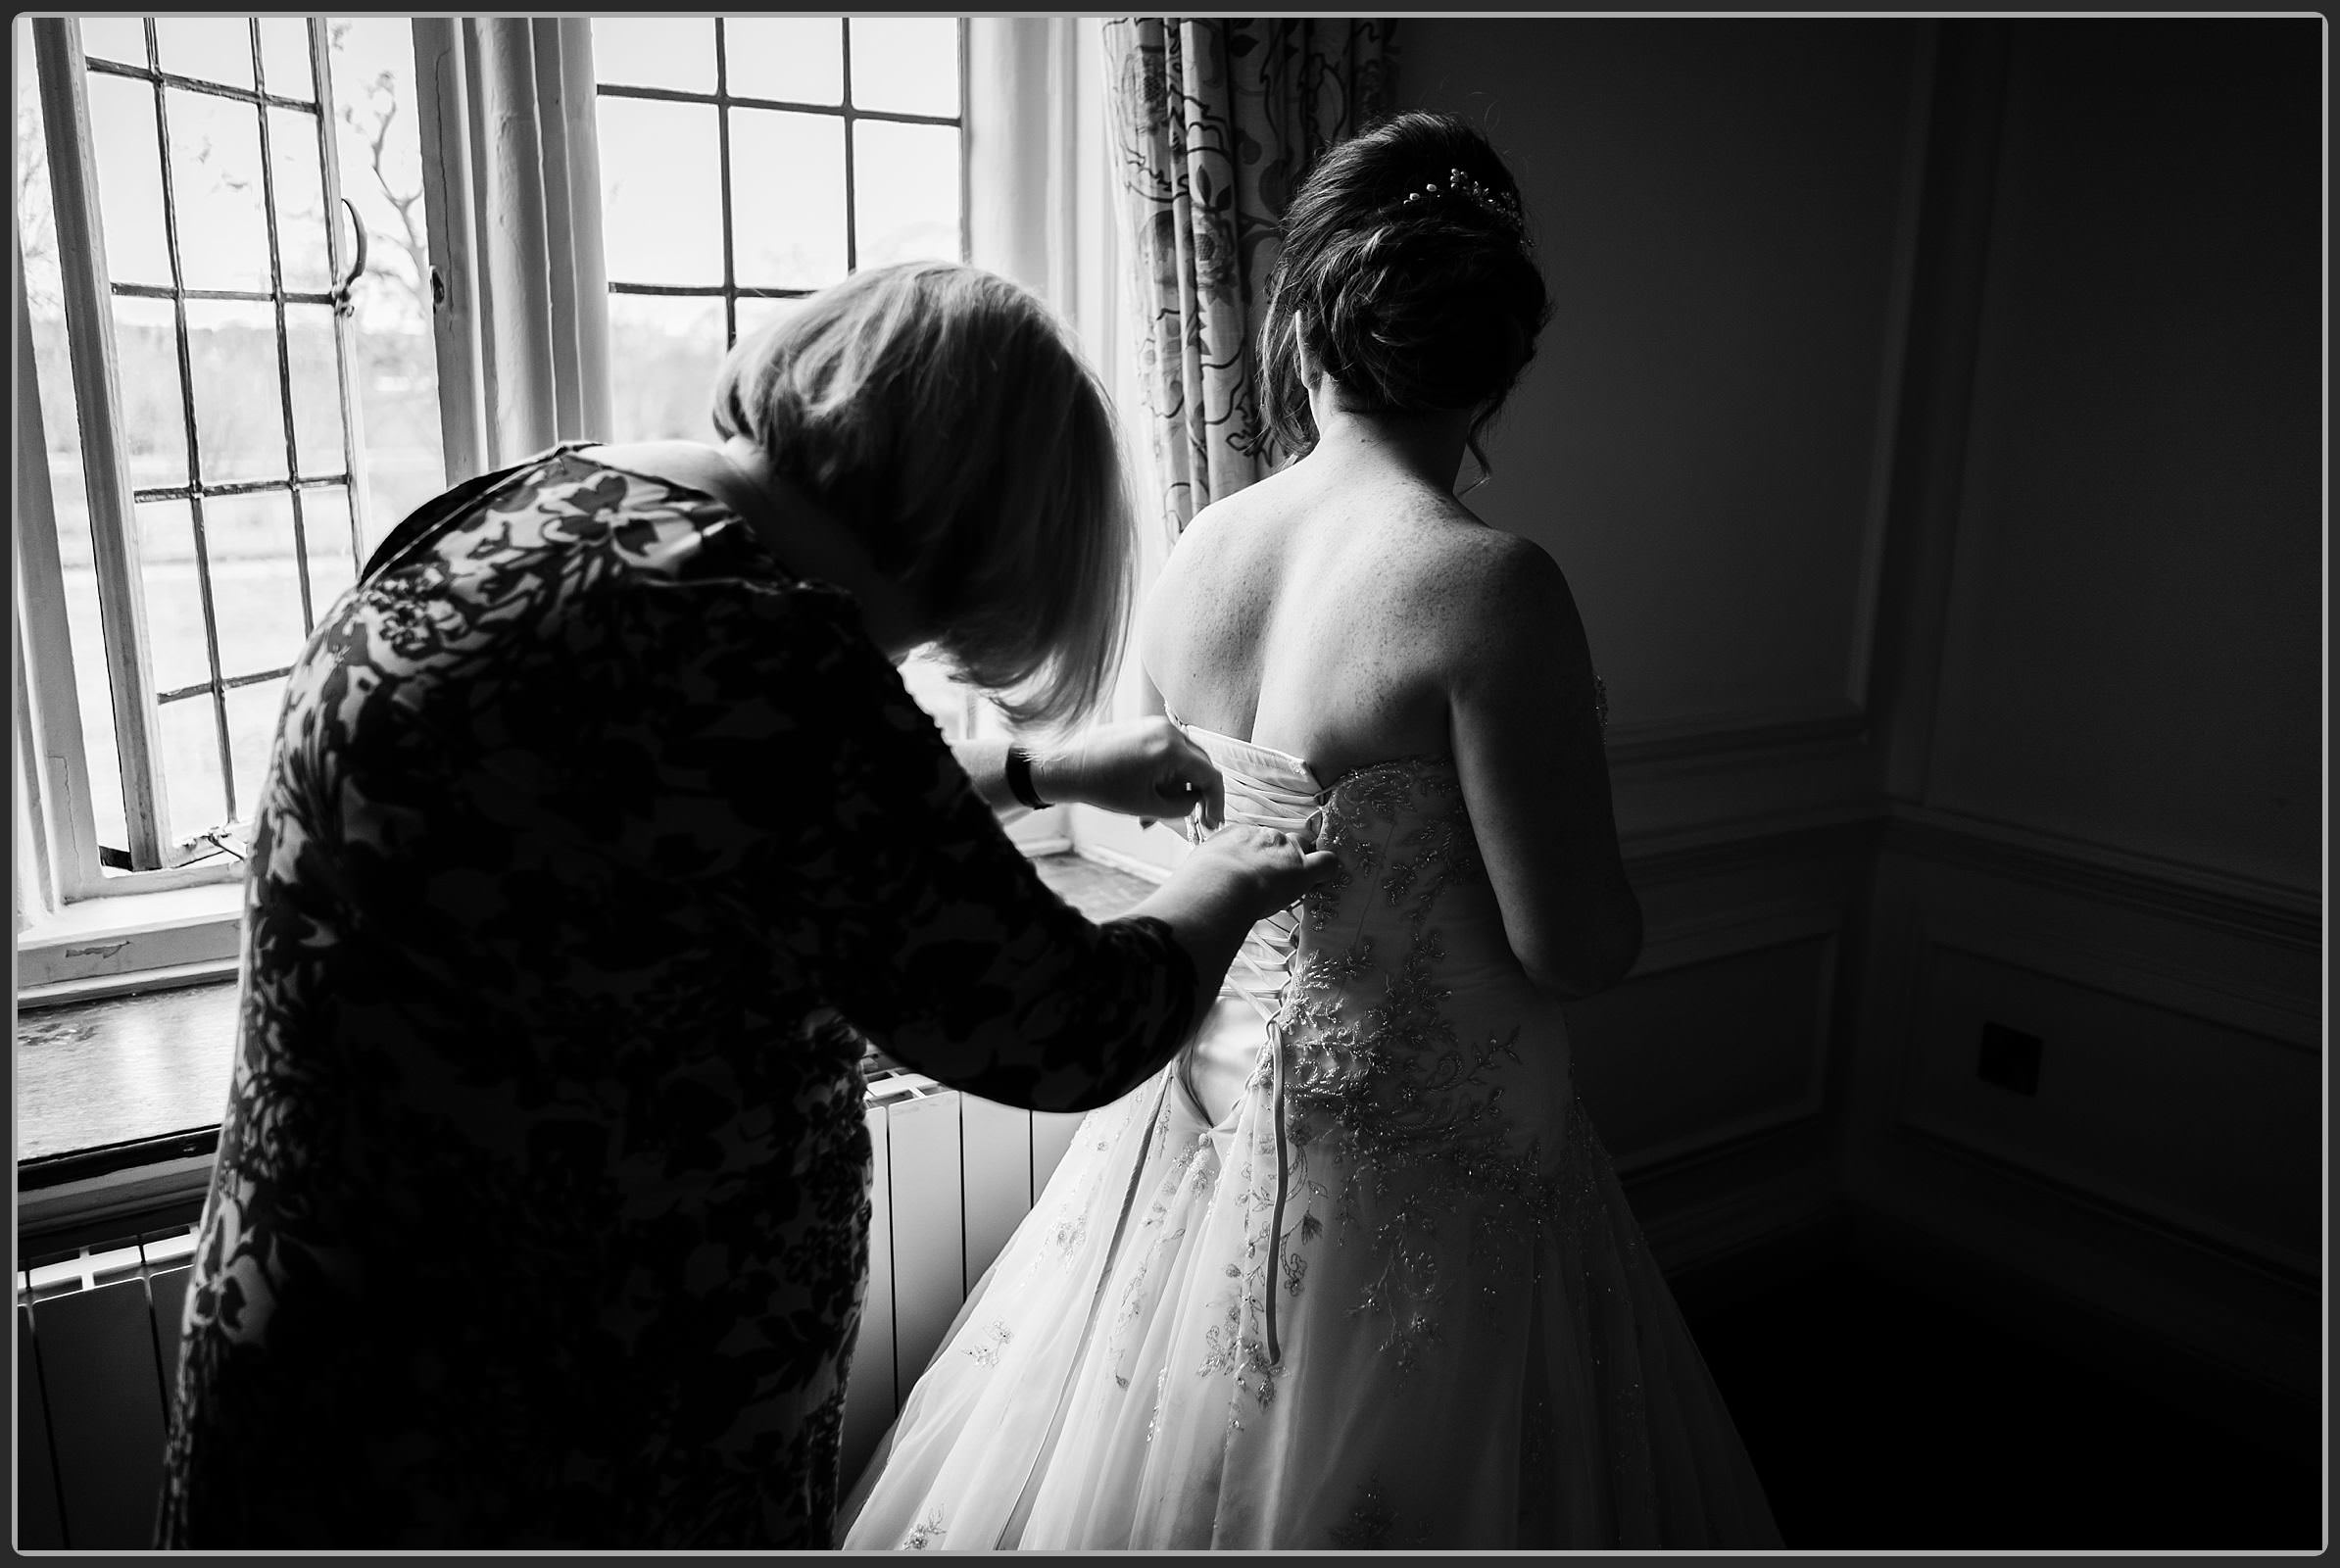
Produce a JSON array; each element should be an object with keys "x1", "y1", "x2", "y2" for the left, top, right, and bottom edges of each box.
[{"x1": 1103, "y1": 19, "x2": 1395, "y2": 537}]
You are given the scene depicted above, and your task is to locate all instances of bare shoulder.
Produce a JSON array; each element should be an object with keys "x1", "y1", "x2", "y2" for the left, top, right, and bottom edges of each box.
[
  {"x1": 1151, "y1": 476, "x2": 1302, "y2": 615},
  {"x1": 1183, "y1": 470, "x2": 1295, "y2": 549},
  {"x1": 1409, "y1": 523, "x2": 1584, "y2": 658},
  {"x1": 1142, "y1": 483, "x2": 1287, "y2": 694}
]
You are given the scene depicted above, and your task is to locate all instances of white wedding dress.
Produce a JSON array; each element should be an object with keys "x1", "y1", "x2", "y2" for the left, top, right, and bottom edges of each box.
[{"x1": 839, "y1": 719, "x2": 1780, "y2": 1549}]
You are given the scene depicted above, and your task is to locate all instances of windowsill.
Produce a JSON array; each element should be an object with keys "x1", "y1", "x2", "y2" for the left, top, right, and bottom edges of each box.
[
  {"x1": 14, "y1": 850, "x2": 1160, "y2": 1202},
  {"x1": 15, "y1": 977, "x2": 241, "y2": 1170},
  {"x1": 15, "y1": 879, "x2": 246, "y2": 1005}
]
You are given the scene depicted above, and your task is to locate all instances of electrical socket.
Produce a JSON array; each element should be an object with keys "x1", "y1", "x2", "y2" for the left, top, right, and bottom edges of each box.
[{"x1": 1975, "y1": 1021, "x2": 2043, "y2": 1096}]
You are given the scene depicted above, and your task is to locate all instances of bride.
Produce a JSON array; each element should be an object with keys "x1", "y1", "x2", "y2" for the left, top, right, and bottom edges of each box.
[{"x1": 840, "y1": 111, "x2": 1780, "y2": 1550}]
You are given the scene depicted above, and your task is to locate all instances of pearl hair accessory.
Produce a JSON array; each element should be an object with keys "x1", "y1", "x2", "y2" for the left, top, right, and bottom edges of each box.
[{"x1": 1401, "y1": 167, "x2": 1526, "y2": 235}]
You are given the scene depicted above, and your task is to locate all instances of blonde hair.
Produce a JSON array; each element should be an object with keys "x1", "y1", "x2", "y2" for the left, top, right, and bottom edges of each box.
[{"x1": 711, "y1": 262, "x2": 1134, "y2": 732}]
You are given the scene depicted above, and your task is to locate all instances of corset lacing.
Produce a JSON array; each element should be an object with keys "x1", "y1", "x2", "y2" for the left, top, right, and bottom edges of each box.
[{"x1": 1166, "y1": 710, "x2": 1325, "y2": 1370}]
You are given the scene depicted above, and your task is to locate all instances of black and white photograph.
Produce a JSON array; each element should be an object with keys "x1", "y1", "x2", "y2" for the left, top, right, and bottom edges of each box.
[{"x1": 10, "y1": 10, "x2": 2325, "y2": 1554}]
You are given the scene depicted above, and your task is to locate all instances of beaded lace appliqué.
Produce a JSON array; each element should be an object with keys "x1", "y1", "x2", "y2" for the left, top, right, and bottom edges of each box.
[
  {"x1": 901, "y1": 1508, "x2": 947, "y2": 1549},
  {"x1": 966, "y1": 1321, "x2": 1013, "y2": 1368},
  {"x1": 1234, "y1": 757, "x2": 1619, "y2": 1383}
]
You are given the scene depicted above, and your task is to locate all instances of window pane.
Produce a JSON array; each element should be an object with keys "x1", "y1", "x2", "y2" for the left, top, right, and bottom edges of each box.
[
  {"x1": 257, "y1": 17, "x2": 313, "y2": 103},
  {"x1": 852, "y1": 121, "x2": 962, "y2": 270},
  {"x1": 85, "y1": 73, "x2": 173, "y2": 287},
  {"x1": 135, "y1": 498, "x2": 212, "y2": 697},
  {"x1": 224, "y1": 675, "x2": 289, "y2": 823},
  {"x1": 591, "y1": 17, "x2": 715, "y2": 94},
  {"x1": 352, "y1": 359, "x2": 443, "y2": 545},
  {"x1": 156, "y1": 17, "x2": 255, "y2": 93},
  {"x1": 113, "y1": 294, "x2": 190, "y2": 488},
  {"x1": 157, "y1": 693, "x2": 227, "y2": 840},
  {"x1": 268, "y1": 105, "x2": 331, "y2": 292},
  {"x1": 326, "y1": 17, "x2": 443, "y2": 541},
  {"x1": 284, "y1": 302, "x2": 344, "y2": 478},
  {"x1": 204, "y1": 494, "x2": 307, "y2": 680},
  {"x1": 597, "y1": 97, "x2": 723, "y2": 286},
  {"x1": 732, "y1": 293, "x2": 809, "y2": 349},
  {"x1": 301, "y1": 484, "x2": 361, "y2": 617},
  {"x1": 605, "y1": 292, "x2": 727, "y2": 442},
  {"x1": 848, "y1": 19, "x2": 959, "y2": 118},
  {"x1": 724, "y1": 17, "x2": 842, "y2": 106},
  {"x1": 183, "y1": 297, "x2": 289, "y2": 487},
  {"x1": 77, "y1": 17, "x2": 150, "y2": 69},
  {"x1": 165, "y1": 87, "x2": 272, "y2": 293},
  {"x1": 23, "y1": 45, "x2": 129, "y2": 854},
  {"x1": 730, "y1": 109, "x2": 846, "y2": 290}
]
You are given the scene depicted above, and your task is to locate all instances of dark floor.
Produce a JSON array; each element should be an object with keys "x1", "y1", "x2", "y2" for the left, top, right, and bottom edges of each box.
[{"x1": 1681, "y1": 1256, "x2": 2324, "y2": 1550}]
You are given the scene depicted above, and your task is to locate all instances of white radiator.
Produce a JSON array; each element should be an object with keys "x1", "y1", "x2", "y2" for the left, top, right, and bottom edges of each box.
[
  {"x1": 13, "y1": 1084, "x2": 1085, "y2": 1546},
  {"x1": 842, "y1": 1068, "x2": 1087, "y2": 1488},
  {"x1": 16, "y1": 1226, "x2": 196, "y2": 1548}
]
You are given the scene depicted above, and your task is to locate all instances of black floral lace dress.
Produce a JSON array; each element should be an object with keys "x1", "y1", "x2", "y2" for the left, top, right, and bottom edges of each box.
[{"x1": 152, "y1": 446, "x2": 1196, "y2": 1549}]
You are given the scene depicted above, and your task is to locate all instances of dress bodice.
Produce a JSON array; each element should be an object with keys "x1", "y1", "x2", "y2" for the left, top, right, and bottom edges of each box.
[
  {"x1": 844, "y1": 699, "x2": 1781, "y2": 1554},
  {"x1": 1170, "y1": 718, "x2": 1573, "y2": 1163}
]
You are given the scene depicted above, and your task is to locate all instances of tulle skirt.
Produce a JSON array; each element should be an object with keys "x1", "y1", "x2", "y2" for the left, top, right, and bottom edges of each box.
[{"x1": 838, "y1": 1029, "x2": 1780, "y2": 1551}]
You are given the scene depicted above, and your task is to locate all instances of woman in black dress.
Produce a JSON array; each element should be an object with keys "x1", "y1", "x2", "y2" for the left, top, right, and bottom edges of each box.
[{"x1": 154, "y1": 262, "x2": 1330, "y2": 1548}]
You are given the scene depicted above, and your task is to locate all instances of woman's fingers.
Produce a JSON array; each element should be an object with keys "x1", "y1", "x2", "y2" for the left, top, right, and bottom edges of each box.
[{"x1": 1162, "y1": 728, "x2": 1226, "y2": 830}]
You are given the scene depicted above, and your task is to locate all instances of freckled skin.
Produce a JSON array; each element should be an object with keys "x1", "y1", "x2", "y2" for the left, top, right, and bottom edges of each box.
[
  {"x1": 1145, "y1": 467, "x2": 1484, "y2": 778},
  {"x1": 1141, "y1": 396, "x2": 1641, "y2": 1001}
]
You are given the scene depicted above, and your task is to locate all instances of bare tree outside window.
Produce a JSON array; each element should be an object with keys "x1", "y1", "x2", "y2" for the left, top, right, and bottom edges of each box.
[
  {"x1": 18, "y1": 17, "x2": 434, "y2": 869},
  {"x1": 324, "y1": 18, "x2": 443, "y2": 536}
]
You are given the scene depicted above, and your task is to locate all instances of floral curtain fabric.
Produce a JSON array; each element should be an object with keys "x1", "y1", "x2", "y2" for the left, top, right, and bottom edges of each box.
[{"x1": 1103, "y1": 19, "x2": 1395, "y2": 537}]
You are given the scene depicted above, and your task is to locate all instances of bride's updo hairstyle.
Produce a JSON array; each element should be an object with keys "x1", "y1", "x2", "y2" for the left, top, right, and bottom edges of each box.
[
  {"x1": 712, "y1": 261, "x2": 1133, "y2": 731},
  {"x1": 1258, "y1": 112, "x2": 1552, "y2": 472}
]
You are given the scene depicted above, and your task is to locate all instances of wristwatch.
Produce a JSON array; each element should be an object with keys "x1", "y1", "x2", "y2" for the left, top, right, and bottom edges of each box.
[{"x1": 1004, "y1": 745, "x2": 1050, "y2": 810}]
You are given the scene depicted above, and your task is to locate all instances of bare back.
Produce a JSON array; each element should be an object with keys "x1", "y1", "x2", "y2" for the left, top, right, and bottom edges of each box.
[
  {"x1": 1142, "y1": 452, "x2": 1640, "y2": 1003},
  {"x1": 1142, "y1": 466, "x2": 1502, "y2": 781}
]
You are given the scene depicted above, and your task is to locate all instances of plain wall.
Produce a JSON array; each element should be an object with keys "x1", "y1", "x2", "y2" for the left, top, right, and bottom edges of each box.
[
  {"x1": 1406, "y1": 20, "x2": 1924, "y2": 731},
  {"x1": 1922, "y1": 22, "x2": 2322, "y2": 890},
  {"x1": 1841, "y1": 19, "x2": 2322, "y2": 1427}
]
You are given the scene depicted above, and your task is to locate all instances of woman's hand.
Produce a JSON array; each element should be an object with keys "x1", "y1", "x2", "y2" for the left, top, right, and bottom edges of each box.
[
  {"x1": 1175, "y1": 821, "x2": 1337, "y2": 922},
  {"x1": 1126, "y1": 822, "x2": 1338, "y2": 1019},
  {"x1": 1034, "y1": 717, "x2": 1226, "y2": 829}
]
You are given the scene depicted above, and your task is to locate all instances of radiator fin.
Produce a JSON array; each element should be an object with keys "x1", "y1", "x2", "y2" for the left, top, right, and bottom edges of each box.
[
  {"x1": 28, "y1": 1276, "x2": 170, "y2": 1546},
  {"x1": 838, "y1": 1102, "x2": 898, "y2": 1487},
  {"x1": 18, "y1": 1306, "x2": 68, "y2": 1548}
]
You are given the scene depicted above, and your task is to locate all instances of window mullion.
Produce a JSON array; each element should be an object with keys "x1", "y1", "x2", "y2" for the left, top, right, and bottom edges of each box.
[
  {"x1": 713, "y1": 19, "x2": 736, "y2": 348},
  {"x1": 956, "y1": 19, "x2": 972, "y2": 270},
  {"x1": 30, "y1": 18, "x2": 171, "y2": 870},
  {"x1": 551, "y1": 19, "x2": 613, "y2": 441},
  {"x1": 459, "y1": 17, "x2": 563, "y2": 470},
  {"x1": 410, "y1": 18, "x2": 489, "y2": 485},
  {"x1": 528, "y1": 16, "x2": 586, "y2": 439},
  {"x1": 249, "y1": 19, "x2": 316, "y2": 636},
  {"x1": 15, "y1": 626, "x2": 58, "y2": 924},
  {"x1": 841, "y1": 21, "x2": 859, "y2": 272},
  {"x1": 143, "y1": 23, "x2": 240, "y2": 834},
  {"x1": 14, "y1": 258, "x2": 101, "y2": 904},
  {"x1": 310, "y1": 18, "x2": 374, "y2": 560}
]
